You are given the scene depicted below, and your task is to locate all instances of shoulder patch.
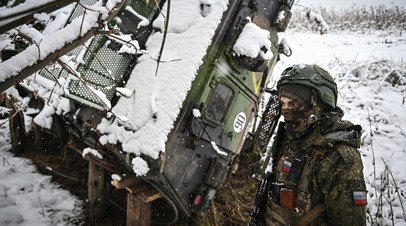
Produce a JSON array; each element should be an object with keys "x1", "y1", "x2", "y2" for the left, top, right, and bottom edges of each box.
[
  {"x1": 336, "y1": 145, "x2": 356, "y2": 164},
  {"x1": 353, "y1": 191, "x2": 367, "y2": 205}
]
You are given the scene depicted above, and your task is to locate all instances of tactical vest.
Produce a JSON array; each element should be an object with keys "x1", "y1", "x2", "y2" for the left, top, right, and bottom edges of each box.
[{"x1": 265, "y1": 128, "x2": 331, "y2": 226}]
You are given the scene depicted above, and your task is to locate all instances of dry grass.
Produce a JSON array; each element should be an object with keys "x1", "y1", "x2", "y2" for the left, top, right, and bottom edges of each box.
[{"x1": 183, "y1": 147, "x2": 263, "y2": 225}]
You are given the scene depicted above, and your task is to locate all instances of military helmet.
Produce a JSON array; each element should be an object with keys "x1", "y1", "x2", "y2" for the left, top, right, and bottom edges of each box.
[{"x1": 277, "y1": 64, "x2": 338, "y2": 109}]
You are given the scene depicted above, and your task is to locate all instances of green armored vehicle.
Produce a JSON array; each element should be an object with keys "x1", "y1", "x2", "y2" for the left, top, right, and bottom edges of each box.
[{"x1": 149, "y1": 0, "x2": 294, "y2": 217}]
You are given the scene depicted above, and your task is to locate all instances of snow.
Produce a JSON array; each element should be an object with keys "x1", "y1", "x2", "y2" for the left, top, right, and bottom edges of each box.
[
  {"x1": 97, "y1": 0, "x2": 230, "y2": 172},
  {"x1": 300, "y1": 0, "x2": 406, "y2": 10},
  {"x1": 87, "y1": 85, "x2": 111, "y2": 109},
  {"x1": 19, "y1": 24, "x2": 44, "y2": 43},
  {"x1": 232, "y1": 18, "x2": 273, "y2": 60},
  {"x1": 192, "y1": 109, "x2": 201, "y2": 118},
  {"x1": 307, "y1": 11, "x2": 329, "y2": 33},
  {"x1": 0, "y1": 124, "x2": 83, "y2": 225},
  {"x1": 82, "y1": 147, "x2": 103, "y2": 159},
  {"x1": 0, "y1": 0, "x2": 122, "y2": 82},
  {"x1": 0, "y1": 0, "x2": 406, "y2": 225},
  {"x1": 0, "y1": 0, "x2": 57, "y2": 21},
  {"x1": 210, "y1": 141, "x2": 228, "y2": 156},
  {"x1": 124, "y1": 5, "x2": 149, "y2": 29},
  {"x1": 111, "y1": 174, "x2": 122, "y2": 181},
  {"x1": 131, "y1": 157, "x2": 149, "y2": 177},
  {"x1": 31, "y1": 91, "x2": 71, "y2": 129},
  {"x1": 115, "y1": 87, "x2": 133, "y2": 98},
  {"x1": 111, "y1": 33, "x2": 144, "y2": 55}
]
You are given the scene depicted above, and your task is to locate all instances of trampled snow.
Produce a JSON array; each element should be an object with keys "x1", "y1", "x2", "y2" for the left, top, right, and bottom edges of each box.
[{"x1": 0, "y1": 123, "x2": 84, "y2": 225}]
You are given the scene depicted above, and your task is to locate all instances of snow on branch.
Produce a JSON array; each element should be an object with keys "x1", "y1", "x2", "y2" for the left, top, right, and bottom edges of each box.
[
  {"x1": 306, "y1": 10, "x2": 329, "y2": 34},
  {"x1": 0, "y1": 0, "x2": 126, "y2": 93},
  {"x1": 0, "y1": 0, "x2": 77, "y2": 34}
]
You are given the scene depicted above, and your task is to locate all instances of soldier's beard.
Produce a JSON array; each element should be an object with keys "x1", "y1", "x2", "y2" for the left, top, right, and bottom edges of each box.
[{"x1": 282, "y1": 108, "x2": 318, "y2": 140}]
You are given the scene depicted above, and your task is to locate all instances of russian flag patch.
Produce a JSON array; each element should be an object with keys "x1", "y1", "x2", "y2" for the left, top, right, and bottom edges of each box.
[
  {"x1": 282, "y1": 160, "x2": 292, "y2": 173},
  {"x1": 353, "y1": 191, "x2": 367, "y2": 205}
]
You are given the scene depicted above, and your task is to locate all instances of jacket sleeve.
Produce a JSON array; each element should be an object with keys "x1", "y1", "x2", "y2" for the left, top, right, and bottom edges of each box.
[{"x1": 315, "y1": 144, "x2": 367, "y2": 226}]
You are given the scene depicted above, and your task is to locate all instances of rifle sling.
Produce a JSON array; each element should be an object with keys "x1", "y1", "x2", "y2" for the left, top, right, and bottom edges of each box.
[
  {"x1": 267, "y1": 199, "x2": 327, "y2": 226},
  {"x1": 294, "y1": 203, "x2": 327, "y2": 226}
]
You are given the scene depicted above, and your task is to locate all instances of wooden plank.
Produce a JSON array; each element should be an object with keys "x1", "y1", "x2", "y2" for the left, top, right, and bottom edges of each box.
[
  {"x1": 68, "y1": 140, "x2": 123, "y2": 175},
  {"x1": 125, "y1": 184, "x2": 163, "y2": 225},
  {"x1": 137, "y1": 189, "x2": 163, "y2": 203},
  {"x1": 5, "y1": 96, "x2": 25, "y2": 155},
  {"x1": 125, "y1": 183, "x2": 150, "y2": 195},
  {"x1": 112, "y1": 177, "x2": 141, "y2": 190},
  {"x1": 88, "y1": 161, "x2": 109, "y2": 221},
  {"x1": 127, "y1": 193, "x2": 151, "y2": 226}
]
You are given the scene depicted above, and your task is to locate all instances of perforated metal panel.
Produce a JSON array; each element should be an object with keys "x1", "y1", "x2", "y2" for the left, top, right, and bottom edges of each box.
[
  {"x1": 253, "y1": 90, "x2": 281, "y2": 152},
  {"x1": 38, "y1": 0, "x2": 131, "y2": 110},
  {"x1": 66, "y1": 35, "x2": 131, "y2": 109},
  {"x1": 68, "y1": 0, "x2": 98, "y2": 23},
  {"x1": 37, "y1": 0, "x2": 163, "y2": 110}
]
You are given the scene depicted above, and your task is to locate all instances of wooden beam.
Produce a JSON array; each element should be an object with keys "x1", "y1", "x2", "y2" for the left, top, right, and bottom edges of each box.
[
  {"x1": 113, "y1": 181, "x2": 163, "y2": 226},
  {"x1": 68, "y1": 140, "x2": 124, "y2": 175},
  {"x1": 112, "y1": 177, "x2": 142, "y2": 190},
  {"x1": 127, "y1": 193, "x2": 151, "y2": 226},
  {"x1": 5, "y1": 96, "x2": 26, "y2": 155},
  {"x1": 113, "y1": 178, "x2": 163, "y2": 203},
  {"x1": 137, "y1": 188, "x2": 163, "y2": 203},
  {"x1": 88, "y1": 161, "x2": 109, "y2": 221}
]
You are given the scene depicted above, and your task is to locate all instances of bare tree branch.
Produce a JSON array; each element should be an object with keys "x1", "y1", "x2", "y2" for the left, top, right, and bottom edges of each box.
[
  {"x1": 155, "y1": 0, "x2": 170, "y2": 76},
  {"x1": 0, "y1": 0, "x2": 127, "y2": 93},
  {"x1": 0, "y1": 0, "x2": 78, "y2": 34},
  {"x1": 0, "y1": 28, "x2": 96, "y2": 93}
]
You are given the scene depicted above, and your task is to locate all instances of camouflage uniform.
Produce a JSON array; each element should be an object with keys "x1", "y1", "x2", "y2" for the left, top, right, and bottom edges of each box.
[{"x1": 259, "y1": 65, "x2": 367, "y2": 225}]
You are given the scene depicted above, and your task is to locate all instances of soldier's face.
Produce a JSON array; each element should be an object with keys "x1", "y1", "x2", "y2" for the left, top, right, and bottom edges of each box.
[
  {"x1": 280, "y1": 96, "x2": 302, "y2": 110},
  {"x1": 280, "y1": 95, "x2": 316, "y2": 140}
]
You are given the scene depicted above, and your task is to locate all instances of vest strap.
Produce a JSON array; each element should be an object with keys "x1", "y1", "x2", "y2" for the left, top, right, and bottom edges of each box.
[{"x1": 294, "y1": 203, "x2": 327, "y2": 226}]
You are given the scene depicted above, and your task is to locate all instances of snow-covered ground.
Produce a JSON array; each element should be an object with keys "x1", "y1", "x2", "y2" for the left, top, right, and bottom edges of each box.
[{"x1": 0, "y1": 121, "x2": 84, "y2": 225}]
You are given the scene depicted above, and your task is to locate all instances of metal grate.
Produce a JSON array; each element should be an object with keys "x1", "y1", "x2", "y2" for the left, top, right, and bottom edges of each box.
[
  {"x1": 67, "y1": 35, "x2": 131, "y2": 108},
  {"x1": 38, "y1": 0, "x2": 132, "y2": 110},
  {"x1": 67, "y1": 0, "x2": 98, "y2": 23},
  {"x1": 253, "y1": 90, "x2": 281, "y2": 152},
  {"x1": 36, "y1": 0, "x2": 163, "y2": 110}
]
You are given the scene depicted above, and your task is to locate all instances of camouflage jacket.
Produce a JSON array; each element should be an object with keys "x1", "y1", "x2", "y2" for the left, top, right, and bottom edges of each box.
[{"x1": 264, "y1": 109, "x2": 367, "y2": 225}]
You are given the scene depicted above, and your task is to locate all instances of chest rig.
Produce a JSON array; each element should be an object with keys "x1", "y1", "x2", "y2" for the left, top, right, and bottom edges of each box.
[{"x1": 266, "y1": 128, "x2": 331, "y2": 226}]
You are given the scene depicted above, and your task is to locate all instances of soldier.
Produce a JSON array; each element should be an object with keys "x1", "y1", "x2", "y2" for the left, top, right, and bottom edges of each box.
[{"x1": 253, "y1": 64, "x2": 367, "y2": 225}]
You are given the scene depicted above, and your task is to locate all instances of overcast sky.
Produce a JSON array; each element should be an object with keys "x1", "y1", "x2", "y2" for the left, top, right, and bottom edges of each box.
[{"x1": 298, "y1": 0, "x2": 406, "y2": 9}]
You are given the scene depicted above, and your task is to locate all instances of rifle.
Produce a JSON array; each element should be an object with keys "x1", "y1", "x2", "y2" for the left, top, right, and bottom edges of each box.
[
  {"x1": 249, "y1": 123, "x2": 285, "y2": 225},
  {"x1": 249, "y1": 89, "x2": 285, "y2": 226}
]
